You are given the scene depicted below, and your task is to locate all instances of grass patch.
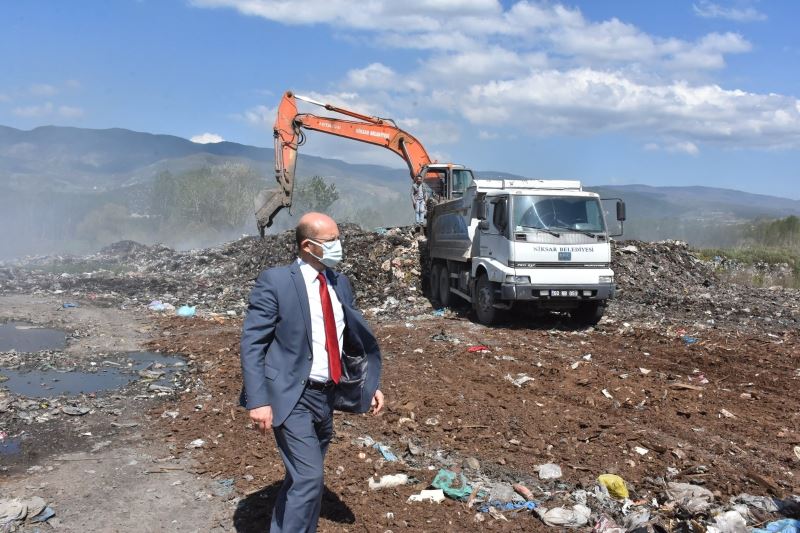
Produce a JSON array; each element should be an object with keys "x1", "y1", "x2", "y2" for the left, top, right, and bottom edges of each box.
[{"x1": 695, "y1": 246, "x2": 800, "y2": 289}]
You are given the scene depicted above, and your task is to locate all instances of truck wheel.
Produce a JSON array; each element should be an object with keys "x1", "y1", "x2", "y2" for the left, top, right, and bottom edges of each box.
[
  {"x1": 474, "y1": 274, "x2": 498, "y2": 325},
  {"x1": 438, "y1": 264, "x2": 452, "y2": 307},
  {"x1": 430, "y1": 263, "x2": 442, "y2": 305},
  {"x1": 572, "y1": 301, "x2": 604, "y2": 326}
]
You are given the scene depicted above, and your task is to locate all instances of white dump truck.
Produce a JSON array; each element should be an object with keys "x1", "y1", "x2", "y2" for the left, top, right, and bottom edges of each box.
[{"x1": 426, "y1": 177, "x2": 626, "y2": 325}]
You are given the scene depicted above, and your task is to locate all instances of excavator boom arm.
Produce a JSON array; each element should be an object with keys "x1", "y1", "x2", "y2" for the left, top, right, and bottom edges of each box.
[{"x1": 255, "y1": 91, "x2": 433, "y2": 235}]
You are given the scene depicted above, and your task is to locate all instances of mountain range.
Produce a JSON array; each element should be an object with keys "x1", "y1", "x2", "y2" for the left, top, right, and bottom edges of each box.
[{"x1": 1, "y1": 124, "x2": 798, "y2": 258}]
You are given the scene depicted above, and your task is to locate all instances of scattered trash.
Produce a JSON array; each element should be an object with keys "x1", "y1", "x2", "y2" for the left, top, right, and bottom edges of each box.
[
  {"x1": 467, "y1": 345, "x2": 490, "y2": 353},
  {"x1": 512, "y1": 483, "x2": 535, "y2": 501},
  {"x1": 407, "y1": 489, "x2": 445, "y2": 504},
  {"x1": 147, "y1": 300, "x2": 175, "y2": 312},
  {"x1": 793, "y1": 446, "x2": 800, "y2": 461},
  {"x1": 62, "y1": 302, "x2": 79, "y2": 308},
  {"x1": 666, "y1": 482, "x2": 714, "y2": 514},
  {"x1": 710, "y1": 510, "x2": 748, "y2": 533},
  {"x1": 720, "y1": 408, "x2": 736, "y2": 419},
  {"x1": 432, "y1": 309, "x2": 446, "y2": 317},
  {"x1": 431, "y1": 468, "x2": 473, "y2": 501},
  {"x1": 212, "y1": 478, "x2": 235, "y2": 498},
  {"x1": 597, "y1": 474, "x2": 629, "y2": 500},
  {"x1": 537, "y1": 463, "x2": 563, "y2": 480},
  {"x1": 479, "y1": 500, "x2": 536, "y2": 513},
  {"x1": 639, "y1": 368, "x2": 652, "y2": 375},
  {"x1": 372, "y1": 442, "x2": 398, "y2": 462},
  {"x1": 594, "y1": 515, "x2": 625, "y2": 532},
  {"x1": 537, "y1": 504, "x2": 591, "y2": 528},
  {"x1": 368, "y1": 473, "x2": 409, "y2": 490},
  {"x1": 61, "y1": 405, "x2": 90, "y2": 416},
  {"x1": 0, "y1": 497, "x2": 54, "y2": 528},
  {"x1": 186, "y1": 438, "x2": 205, "y2": 449},
  {"x1": 505, "y1": 373, "x2": 534, "y2": 387},
  {"x1": 752, "y1": 519, "x2": 800, "y2": 533},
  {"x1": 601, "y1": 389, "x2": 614, "y2": 399},
  {"x1": 177, "y1": 305, "x2": 196, "y2": 317},
  {"x1": 681, "y1": 335, "x2": 699, "y2": 345},
  {"x1": 633, "y1": 446, "x2": 649, "y2": 456}
]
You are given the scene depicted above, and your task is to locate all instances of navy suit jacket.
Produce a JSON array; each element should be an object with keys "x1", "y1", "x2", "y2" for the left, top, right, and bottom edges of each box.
[{"x1": 239, "y1": 261, "x2": 382, "y2": 427}]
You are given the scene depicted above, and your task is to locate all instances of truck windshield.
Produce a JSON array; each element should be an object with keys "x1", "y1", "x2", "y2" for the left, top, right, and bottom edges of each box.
[{"x1": 512, "y1": 195, "x2": 605, "y2": 233}]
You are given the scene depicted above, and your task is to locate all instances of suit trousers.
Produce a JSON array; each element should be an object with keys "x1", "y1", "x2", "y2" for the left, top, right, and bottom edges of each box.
[{"x1": 270, "y1": 386, "x2": 335, "y2": 533}]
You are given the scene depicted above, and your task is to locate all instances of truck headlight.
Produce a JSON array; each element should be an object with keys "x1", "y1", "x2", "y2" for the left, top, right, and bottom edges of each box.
[
  {"x1": 599, "y1": 275, "x2": 613, "y2": 284},
  {"x1": 505, "y1": 275, "x2": 530, "y2": 284}
]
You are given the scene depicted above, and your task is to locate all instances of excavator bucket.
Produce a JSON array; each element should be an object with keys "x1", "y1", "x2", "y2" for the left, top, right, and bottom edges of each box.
[{"x1": 254, "y1": 92, "x2": 300, "y2": 237}]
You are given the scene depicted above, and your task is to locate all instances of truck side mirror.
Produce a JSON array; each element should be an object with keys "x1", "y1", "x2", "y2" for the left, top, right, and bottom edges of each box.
[
  {"x1": 478, "y1": 220, "x2": 490, "y2": 231},
  {"x1": 476, "y1": 201, "x2": 487, "y2": 220},
  {"x1": 616, "y1": 200, "x2": 626, "y2": 221}
]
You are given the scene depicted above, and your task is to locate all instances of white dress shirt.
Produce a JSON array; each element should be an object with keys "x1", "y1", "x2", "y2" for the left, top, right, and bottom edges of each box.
[{"x1": 297, "y1": 258, "x2": 345, "y2": 382}]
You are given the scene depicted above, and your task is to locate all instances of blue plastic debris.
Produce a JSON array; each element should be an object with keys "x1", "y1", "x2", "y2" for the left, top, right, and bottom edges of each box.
[
  {"x1": 62, "y1": 302, "x2": 79, "y2": 308},
  {"x1": 479, "y1": 500, "x2": 537, "y2": 513},
  {"x1": 753, "y1": 519, "x2": 800, "y2": 533},
  {"x1": 30, "y1": 506, "x2": 56, "y2": 523},
  {"x1": 177, "y1": 305, "x2": 196, "y2": 317},
  {"x1": 431, "y1": 468, "x2": 473, "y2": 501},
  {"x1": 372, "y1": 442, "x2": 397, "y2": 462},
  {"x1": 681, "y1": 335, "x2": 698, "y2": 345},
  {"x1": 432, "y1": 308, "x2": 446, "y2": 317}
]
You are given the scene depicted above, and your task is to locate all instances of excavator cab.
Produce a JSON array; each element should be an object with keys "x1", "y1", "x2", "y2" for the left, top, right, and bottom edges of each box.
[{"x1": 422, "y1": 165, "x2": 474, "y2": 201}]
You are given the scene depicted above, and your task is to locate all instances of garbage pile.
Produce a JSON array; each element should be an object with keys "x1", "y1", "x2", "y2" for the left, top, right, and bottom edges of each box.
[
  {"x1": 609, "y1": 241, "x2": 799, "y2": 331},
  {"x1": 0, "y1": 225, "x2": 428, "y2": 319},
  {"x1": 1, "y1": 230, "x2": 798, "y2": 328}
]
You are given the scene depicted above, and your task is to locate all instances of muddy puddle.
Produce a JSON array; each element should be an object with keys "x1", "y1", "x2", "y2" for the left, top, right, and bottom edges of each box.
[
  {"x1": 0, "y1": 352, "x2": 186, "y2": 398},
  {"x1": 0, "y1": 321, "x2": 66, "y2": 352}
]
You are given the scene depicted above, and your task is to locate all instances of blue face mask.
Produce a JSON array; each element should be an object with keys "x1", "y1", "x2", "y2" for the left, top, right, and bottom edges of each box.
[{"x1": 308, "y1": 238, "x2": 343, "y2": 268}]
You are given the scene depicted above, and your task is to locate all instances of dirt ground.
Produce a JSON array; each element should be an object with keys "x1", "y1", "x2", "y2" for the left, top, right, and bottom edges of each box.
[
  {"x1": 148, "y1": 311, "x2": 799, "y2": 532},
  {"x1": 1, "y1": 243, "x2": 799, "y2": 531}
]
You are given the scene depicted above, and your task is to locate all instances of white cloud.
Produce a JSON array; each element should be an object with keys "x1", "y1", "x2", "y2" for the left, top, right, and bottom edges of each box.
[
  {"x1": 191, "y1": 132, "x2": 225, "y2": 143},
  {"x1": 13, "y1": 102, "x2": 54, "y2": 118},
  {"x1": 65, "y1": 79, "x2": 82, "y2": 89},
  {"x1": 201, "y1": 1, "x2": 796, "y2": 152},
  {"x1": 29, "y1": 83, "x2": 58, "y2": 97},
  {"x1": 479, "y1": 130, "x2": 499, "y2": 140},
  {"x1": 12, "y1": 102, "x2": 84, "y2": 119},
  {"x1": 458, "y1": 69, "x2": 800, "y2": 149},
  {"x1": 693, "y1": 1, "x2": 767, "y2": 22},
  {"x1": 645, "y1": 141, "x2": 700, "y2": 155},
  {"x1": 58, "y1": 105, "x2": 84, "y2": 118}
]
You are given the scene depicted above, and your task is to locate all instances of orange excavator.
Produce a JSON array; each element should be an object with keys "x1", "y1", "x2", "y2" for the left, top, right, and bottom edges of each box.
[{"x1": 254, "y1": 91, "x2": 475, "y2": 236}]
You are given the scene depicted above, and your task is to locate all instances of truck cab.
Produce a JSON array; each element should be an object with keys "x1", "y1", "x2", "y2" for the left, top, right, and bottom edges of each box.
[{"x1": 426, "y1": 178, "x2": 625, "y2": 325}]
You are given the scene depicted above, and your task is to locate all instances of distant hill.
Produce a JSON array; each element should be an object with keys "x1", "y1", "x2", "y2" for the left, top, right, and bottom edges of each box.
[{"x1": 1, "y1": 124, "x2": 799, "y2": 258}]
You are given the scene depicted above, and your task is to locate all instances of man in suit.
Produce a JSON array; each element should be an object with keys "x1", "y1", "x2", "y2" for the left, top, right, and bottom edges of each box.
[{"x1": 240, "y1": 212, "x2": 384, "y2": 533}]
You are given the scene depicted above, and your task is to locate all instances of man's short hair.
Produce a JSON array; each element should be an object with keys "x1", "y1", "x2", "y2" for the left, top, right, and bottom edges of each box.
[{"x1": 296, "y1": 222, "x2": 310, "y2": 248}]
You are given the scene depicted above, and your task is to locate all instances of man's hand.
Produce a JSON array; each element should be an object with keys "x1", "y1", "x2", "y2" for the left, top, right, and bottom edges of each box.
[
  {"x1": 249, "y1": 405, "x2": 273, "y2": 435},
  {"x1": 370, "y1": 389, "x2": 385, "y2": 415}
]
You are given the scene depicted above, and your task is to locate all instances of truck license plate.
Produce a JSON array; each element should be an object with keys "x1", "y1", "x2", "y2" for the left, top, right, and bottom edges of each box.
[{"x1": 551, "y1": 290, "x2": 578, "y2": 297}]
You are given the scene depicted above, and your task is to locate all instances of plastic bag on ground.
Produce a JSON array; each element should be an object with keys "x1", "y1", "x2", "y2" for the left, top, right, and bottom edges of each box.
[
  {"x1": 597, "y1": 474, "x2": 629, "y2": 499},
  {"x1": 666, "y1": 482, "x2": 714, "y2": 514},
  {"x1": 537, "y1": 504, "x2": 591, "y2": 528},
  {"x1": 752, "y1": 519, "x2": 800, "y2": 533},
  {"x1": 537, "y1": 463, "x2": 563, "y2": 480},
  {"x1": 177, "y1": 305, "x2": 196, "y2": 317},
  {"x1": 707, "y1": 510, "x2": 748, "y2": 533},
  {"x1": 431, "y1": 468, "x2": 473, "y2": 501}
]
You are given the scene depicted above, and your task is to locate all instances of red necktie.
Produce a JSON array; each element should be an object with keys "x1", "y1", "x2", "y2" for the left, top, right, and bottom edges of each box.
[{"x1": 317, "y1": 272, "x2": 342, "y2": 383}]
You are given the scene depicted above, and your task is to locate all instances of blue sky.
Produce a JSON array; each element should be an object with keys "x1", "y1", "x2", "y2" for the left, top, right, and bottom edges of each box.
[{"x1": 1, "y1": 0, "x2": 799, "y2": 198}]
